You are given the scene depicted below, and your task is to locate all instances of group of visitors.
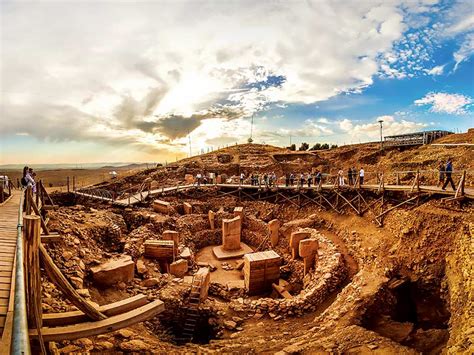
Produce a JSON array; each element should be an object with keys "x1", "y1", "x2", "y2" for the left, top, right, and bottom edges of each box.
[
  {"x1": 241, "y1": 167, "x2": 366, "y2": 188},
  {"x1": 337, "y1": 167, "x2": 364, "y2": 187},
  {"x1": 21, "y1": 166, "x2": 37, "y2": 193}
]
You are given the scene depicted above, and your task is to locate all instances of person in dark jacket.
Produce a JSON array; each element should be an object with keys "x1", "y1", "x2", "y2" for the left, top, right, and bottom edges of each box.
[
  {"x1": 437, "y1": 162, "x2": 445, "y2": 187},
  {"x1": 441, "y1": 159, "x2": 456, "y2": 190}
]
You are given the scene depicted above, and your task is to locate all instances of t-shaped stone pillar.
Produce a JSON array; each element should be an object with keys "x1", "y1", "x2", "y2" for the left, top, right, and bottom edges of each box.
[
  {"x1": 208, "y1": 210, "x2": 216, "y2": 230},
  {"x1": 233, "y1": 206, "x2": 244, "y2": 220},
  {"x1": 289, "y1": 231, "x2": 311, "y2": 259},
  {"x1": 213, "y1": 215, "x2": 252, "y2": 260},
  {"x1": 268, "y1": 219, "x2": 280, "y2": 247},
  {"x1": 299, "y1": 239, "x2": 319, "y2": 275},
  {"x1": 222, "y1": 216, "x2": 241, "y2": 251}
]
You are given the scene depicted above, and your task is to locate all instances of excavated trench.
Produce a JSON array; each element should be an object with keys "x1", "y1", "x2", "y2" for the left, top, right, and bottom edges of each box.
[
  {"x1": 361, "y1": 275, "x2": 451, "y2": 353},
  {"x1": 45, "y1": 190, "x2": 467, "y2": 353}
]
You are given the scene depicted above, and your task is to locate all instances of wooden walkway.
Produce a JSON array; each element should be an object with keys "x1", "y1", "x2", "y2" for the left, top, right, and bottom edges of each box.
[
  {"x1": 0, "y1": 190, "x2": 21, "y2": 339},
  {"x1": 74, "y1": 182, "x2": 474, "y2": 206}
]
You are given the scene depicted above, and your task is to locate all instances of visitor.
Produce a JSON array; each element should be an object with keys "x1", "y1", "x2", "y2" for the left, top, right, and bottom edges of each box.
[
  {"x1": 240, "y1": 172, "x2": 245, "y2": 185},
  {"x1": 299, "y1": 173, "x2": 305, "y2": 187},
  {"x1": 315, "y1": 170, "x2": 322, "y2": 186},
  {"x1": 21, "y1": 166, "x2": 29, "y2": 188},
  {"x1": 27, "y1": 168, "x2": 37, "y2": 193},
  {"x1": 263, "y1": 173, "x2": 268, "y2": 187},
  {"x1": 359, "y1": 167, "x2": 364, "y2": 186},
  {"x1": 289, "y1": 173, "x2": 295, "y2": 186},
  {"x1": 307, "y1": 172, "x2": 312, "y2": 187},
  {"x1": 442, "y1": 159, "x2": 456, "y2": 191},
  {"x1": 437, "y1": 162, "x2": 445, "y2": 187},
  {"x1": 196, "y1": 172, "x2": 202, "y2": 186},
  {"x1": 347, "y1": 167, "x2": 353, "y2": 185},
  {"x1": 272, "y1": 172, "x2": 277, "y2": 187},
  {"x1": 338, "y1": 169, "x2": 345, "y2": 186},
  {"x1": 352, "y1": 167, "x2": 357, "y2": 185}
]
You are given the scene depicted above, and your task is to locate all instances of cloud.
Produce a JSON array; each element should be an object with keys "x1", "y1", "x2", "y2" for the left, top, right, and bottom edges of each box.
[
  {"x1": 414, "y1": 92, "x2": 472, "y2": 114},
  {"x1": 340, "y1": 115, "x2": 428, "y2": 139},
  {"x1": 424, "y1": 64, "x2": 445, "y2": 75},
  {"x1": 453, "y1": 33, "x2": 474, "y2": 71},
  {"x1": 0, "y1": 0, "x2": 448, "y2": 157}
]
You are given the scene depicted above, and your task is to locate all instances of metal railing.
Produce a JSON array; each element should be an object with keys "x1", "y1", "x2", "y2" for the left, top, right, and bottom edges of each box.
[{"x1": 12, "y1": 189, "x2": 31, "y2": 354}]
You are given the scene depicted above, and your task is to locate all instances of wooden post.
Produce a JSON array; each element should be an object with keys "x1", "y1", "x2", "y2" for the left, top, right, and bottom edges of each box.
[
  {"x1": 25, "y1": 186, "x2": 33, "y2": 215},
  {"x1": 23, "y1": 215, "x2": 43, "y2": 328},
  {"x1": 35, "y1": 181, "x2": 40, "y2": 207},
  {"x1": 0, "y1": 185, "x2": 3, "y2": 203},
  {"x1": 396, "y1": 173, "x2": 400, "y2": 185},
  {"x1": 72, "y1": 176, "x2": 76, "y2": 191},
  {"x1": 17, "y1": 178, "x2": 20, "y2": 189},
  {"x1": 67, "y1": 176, "x2": 70, "y2": 192}
]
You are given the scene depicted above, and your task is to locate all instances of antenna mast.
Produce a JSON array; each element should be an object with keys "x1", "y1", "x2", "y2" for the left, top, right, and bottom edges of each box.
[{"x1": 248, "y1": 114, "x2": 254, "y2": 143}]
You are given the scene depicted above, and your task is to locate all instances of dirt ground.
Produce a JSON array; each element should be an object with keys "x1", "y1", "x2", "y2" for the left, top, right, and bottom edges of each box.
[{"x1": 40, "y1": 134, "x2": 473, "y2": 354}]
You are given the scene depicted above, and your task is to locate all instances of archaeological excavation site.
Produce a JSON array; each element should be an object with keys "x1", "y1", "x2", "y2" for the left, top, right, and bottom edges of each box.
[{"x1": 2, "y1": 132, "x2": 473, "y2": 354}]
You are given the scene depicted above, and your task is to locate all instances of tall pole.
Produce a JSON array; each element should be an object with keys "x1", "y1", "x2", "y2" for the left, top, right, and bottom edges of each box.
[
  {"x1": 378, "y1": 119, "x2": 384, "y2": 151},
  {"x1": 188, "y1": 133, "x2": 192, "y2": 157}
]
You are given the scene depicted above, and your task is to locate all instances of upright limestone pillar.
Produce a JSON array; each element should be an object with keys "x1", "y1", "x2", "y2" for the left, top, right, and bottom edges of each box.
[
  {"x1": 268, "y1": 219, "x2": 280, "y2": 247},
  {"x1": 222, "y1": 216, "x2": 241, "y2": 251},
  {"x1": 299, "y1": 239, "x2": 319, "y2": 275}
]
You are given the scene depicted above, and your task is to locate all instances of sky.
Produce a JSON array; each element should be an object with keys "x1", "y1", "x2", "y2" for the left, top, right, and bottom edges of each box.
[{"x1": 1, "y1": 0, "x2": 473, "y2": 164}]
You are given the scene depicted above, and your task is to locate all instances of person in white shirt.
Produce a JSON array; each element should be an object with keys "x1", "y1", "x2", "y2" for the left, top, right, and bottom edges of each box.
[
  {"x1": 196, "y1": 173, "x2": 202, "y2": 186},
  {"x1": 359, "y1": 167, "x2": 365, "y2": 185},
  {"x1": 240, "y1": 172, "x2": 245, "y2": 185},
  {"x1": 26, "y1": 168, "x2": 36, "y2": 193},
  {"x1": 338, "y1": 169, "x2": 345, "y2": 186}
]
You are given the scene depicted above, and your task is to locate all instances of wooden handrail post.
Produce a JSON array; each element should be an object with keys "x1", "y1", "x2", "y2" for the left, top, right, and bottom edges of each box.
[
  {"x1": 23, "y1": 215, "x2": 43, "y2": 329},
  {"x1": 72, "y1": 176, "x2": 76, "y2": 191},
  {"x1": 396, "y1": 173, "x2": 400, "y2": 185},
  {"x1": 25, "y1": 186, "x2": 32, "y2": 215},
  {"x1": 67, "y1": 176, "x2": 70, "y2": 193}
]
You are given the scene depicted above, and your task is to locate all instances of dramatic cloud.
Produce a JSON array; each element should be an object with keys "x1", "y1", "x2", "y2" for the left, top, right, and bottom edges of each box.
[
  {"x1": 414, "y1": 92, "x2": 472, "y2": 114},
  {"x1": 3, "y1": 0, "x2": 472, "y2": 162},
  {"x1": 339, "y1": 115, "x2": 428, "y2": 140},
  {"x1": 1, "y1": 0, "x2": 443, "y2": 156}
]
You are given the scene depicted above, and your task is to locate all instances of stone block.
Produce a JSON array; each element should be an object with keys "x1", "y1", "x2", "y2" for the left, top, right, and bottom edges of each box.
[
  {"x1": 144, "y1": 240, "x2": 175, "y2": 259},
  {"x1": 268, "y1": 219, "x2": 280, "y2": 247},
  {"x1": 169, "y1": 259, "x2": 188, "y2": 278},
  {"x1": 183, "y1": 202, "x2": 192, "y2": 214},
  {"x1": 195, "y1": 267, "x2": 211, "y2": 301},
  {"x1": 153, "y1": 199, "x2": 173, "y2": 214},
  {"x1": 136, "y1": 259, "x2": 147, "y2": 275},
  {"x1": 243, "y1": 251, "x2": 281, "y2": 295},
  {"x1": 184, "y1": 174, "x2": 194, "y2": 184},
  {"x1": 91, "y1": 255, "x2": 134, "y2": 287},
  {"x1": 233, "y1": 207, "x2": 244, "y2": 220},
  {"x1": 162, "y1": 230, "x2": 179, "y2": 248},
  {"x1": 222, "y1": 216, "x2": 241, "y2": 251},
  {"x1": 208, "y1": 210, "x2": 216, "y2": 230}
]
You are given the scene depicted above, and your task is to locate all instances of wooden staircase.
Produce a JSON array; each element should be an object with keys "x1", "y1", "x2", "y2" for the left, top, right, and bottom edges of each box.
[{"x1": 177, "y1": 276, "x2": 203, "y2": 344}]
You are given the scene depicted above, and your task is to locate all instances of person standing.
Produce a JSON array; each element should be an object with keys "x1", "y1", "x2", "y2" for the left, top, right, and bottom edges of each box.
[
  {"x1": 338, "y1": 169, "x2": 345, "y2": 186},
  {"x1": 26, "y1": 168, "x2": 37, "y2": 193},
  {"x1": 307, "y1": 172, "x2": 312, "y2": 187},
  {"x1": 437, "y1": 162, "x2": 445, "y2": 187},
  {"x1": 240, "y1": 172, "x2": 245, "y2": 185},
  {"x1": 359, "y1": 167, "x2": 365, "y2": 186},
  {"x1": 347, "y1": 167, "x2": 353, "y2": 185},
  {"x1": 315, "y1": 170, "x2": 322, "y2": 186},
  {"x1": 442, "y1": 159, "x2": 456, "y2": 190},
  {"x1": 290, "y1": 173, "x2": 295, "y2": 186}
]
